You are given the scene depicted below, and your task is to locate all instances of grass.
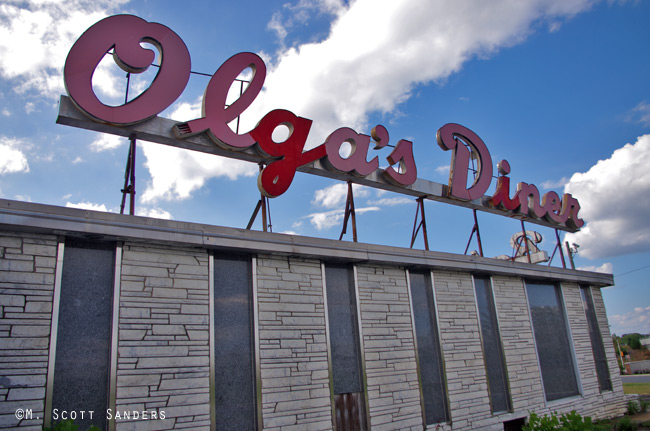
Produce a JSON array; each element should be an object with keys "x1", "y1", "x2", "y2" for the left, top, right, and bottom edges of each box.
[{"x1": 624, "y1": 382, "x2": 650, "y2": 394}]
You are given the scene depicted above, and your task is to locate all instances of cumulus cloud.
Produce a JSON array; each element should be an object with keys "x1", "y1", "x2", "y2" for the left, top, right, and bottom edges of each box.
[
  {"x1": 136, "y1": 207, "x2": 173, "y2": 220},
  {"x1": 65, "y1": 201, "x2": 109, "y2": 212},
  {"x1": 90, "y1": 134, "x2": 125, "y2": 152},
  {"x1": 237, "y1": 0, "x2": 595, "y2": 151},
  {"x1": 610, "y1": 306, "x2": 650, "y2": 336},
  {"x1": 306, "y1": 206, "x2": 380, "y2": 230},
  {"x1": 139, "y1": 140, "x2": 257, "y2": 203},
  {"x1": 577, "y1": 262, "x2": 613, "y2": 274},
  {"x1": 540, "y1": 177, "x2": 569, "y2": 190},
  {"x1": 312, "y1": 182, "x2": 370, "y2": 209},
  {"x1": 268, "y1": 0, "x2": 346, "y2": 47},
  {"x1": 564, "y1": 134, "x2": 650, "y2": 259},
  {"x1": 138, "y1": 98, "x2": 259, "y2": 202},
  {"x1": 0, "y1": 0, "x2": 129, "y2": 98},
  {"x1": 0, "y1": 137, "x2": 30, "y2": 174}
]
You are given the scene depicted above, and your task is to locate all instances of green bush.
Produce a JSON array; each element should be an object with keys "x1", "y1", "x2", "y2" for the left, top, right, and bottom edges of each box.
[
  {"x1": 628, "y1": 400, "x2": 640, "y2": 416},
  {"x1": 523, "y1": 411, "x2": 606, "y2": 431},
  {"x1": 616, "y1": 416, "x2": 638, "y2": 431},
  {"x1": 640, "y1": 399, "x2": 650, "y2": 413}
]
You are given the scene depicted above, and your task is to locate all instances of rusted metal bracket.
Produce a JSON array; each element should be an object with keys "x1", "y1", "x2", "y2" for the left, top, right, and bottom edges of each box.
[
  {"x1": 548, "y1": 229, "x2": 567, "y2": 269},
  {"x1": 339, "y1": 181, "x2": 358, "y2": 242},
  {"x1": 463, "y1": 209, "x2": 484, "y2": 257},
  {"x1": 247, "y1": 163, "x2": 272, "y2": 232},
  {"x1": 119, "y1": 134, "x2": 137, "y2": 215},
  {"x1": 410, "y1": 196, "x2": 429, "y2": 250}
]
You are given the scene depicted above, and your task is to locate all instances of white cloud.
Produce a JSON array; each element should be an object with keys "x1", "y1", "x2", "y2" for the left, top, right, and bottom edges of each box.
[
  {"x1": 540, "y1": 176, "x2": 569, "y2": 190},
  {"x1": 610, "y1": 306, "x2": 650, "y2": 336},
  {"x1": 268, "y1": 0, "x2": 346, "y2": 47},
  {"x1": 367, "y1": 196, "x2": 413, "y2": 206},
  {"x1": 306, "y1": 206, "x2": 380, "y2": 230},
  {"x1": 0, "y1": 0, "x2": 129, "y2": 98},
  {"x1": 628, "y1": 101, "x2": 650, "y2": 127},
  {"x1": 139, "y1": 141, "x2": 257, "y2": 203},
  {"x1": 435, "y1": 165, "x2": 450, "y2": 176},
  {"x1": 166, "y1": 98, "x2": 202, "y2": 122},
  {"x1": 0, "y1": 137, "x2": 30, "y2": 174},
  {"x1": 312, "y1": 182, "x2": 370, "y2": 209},
  {"x1": 564, "y1": 134, "x2": 650, "y2": 259},
  {"x1": 577, "y1": 262, "x2": 613, "y2": 274},
  {"x1": 65, "y1": 201, "x2": 109, "y2": 212},
  {"x1": 13, "y1": 194, "x2": 31, "y2": 202},
  {"x1": 90, "y1": 134, "x2": 125, "y2": 152},
  {"x1": 136, "y1": 207, "x2": 173, "y2": 220},
  {"x1": 240, "y1": 0, "x2": 595, "y2": 151},
  {"x1": 1, "y1": 108, "x2": 10, "y2": 117}
]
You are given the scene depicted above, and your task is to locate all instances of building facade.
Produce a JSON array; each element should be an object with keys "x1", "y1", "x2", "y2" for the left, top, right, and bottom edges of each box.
[{"x1": 0, "y1": 199, "x2": 625, "y2": 430}]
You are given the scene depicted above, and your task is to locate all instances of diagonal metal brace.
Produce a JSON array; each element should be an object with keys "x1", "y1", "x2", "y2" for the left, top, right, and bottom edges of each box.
[
  {"x1": 339, "y1": 181, "x2": 358, "y2": 242},
  {"x1": 410, "y1": 196, "x2": 429, "y2": 250}
]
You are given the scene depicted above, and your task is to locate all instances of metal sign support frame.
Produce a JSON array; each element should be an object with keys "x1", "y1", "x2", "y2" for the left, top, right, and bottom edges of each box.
[
  {"x1": 410, "y1": 196, "x2": 429, "y2": 251},
  {"x1": 119, "y1": 134, "x2": 137, "y2": 216},
  {"x1": 463, "y1": 209, "x2": 484, "y2": 257},
  {"x1": 339, "y1": 181, "x2": 358, "y2": 242}
]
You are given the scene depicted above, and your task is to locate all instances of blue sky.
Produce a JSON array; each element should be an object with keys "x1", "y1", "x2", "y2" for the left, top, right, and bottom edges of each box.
[{"x1": 1, "y1": 0, "x2": 649, "y2": 336}]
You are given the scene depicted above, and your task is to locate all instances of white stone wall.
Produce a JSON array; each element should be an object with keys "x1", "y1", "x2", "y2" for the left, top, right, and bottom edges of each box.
[
  {"x1": 0, "y1": 229, "x2": 627, "y2": 430},
  {"x1": 434, "y1": 270, "x2": 491, "y2": 430},
  {"x1": 491, "y1": 275, "x2": 546, "y2": 415},
  {"x1": 356, "y1": 265, "x2": 422, "y2": 431},
  {"x1": 256, "y1": 256, "x2": 332, "y2": 431},
  {"x1": 0, "y1": 232, "x2": 58, "y2": 430},
  {"x1": 116, "y1": 243, "x2": 210, "y2": 431}
]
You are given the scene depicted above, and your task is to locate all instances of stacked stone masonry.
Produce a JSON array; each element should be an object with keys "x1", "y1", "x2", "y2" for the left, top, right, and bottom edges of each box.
[
  {"x1": 0, "y1": 232, "x2": 57, "y2": 430},
  {"x1": 0, "y1": 228, "x2": 627, "y2": 431},
  {"x1": 117, "y1": 244, "x2": 210, "y2": 431},
  {"x1": 356, "y1": 265, "x2": 422, "y2": 431}
]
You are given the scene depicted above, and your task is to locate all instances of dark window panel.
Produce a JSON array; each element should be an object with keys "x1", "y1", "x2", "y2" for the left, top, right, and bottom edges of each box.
[
  {"x1": 213, "y1": 253, "x2": 257, "y2": 430},
  {"x1": 526, "y1": 282, "x2": 579, "y2": 401},
  {"x1": 474, "y1": 276, "x2": 511, "y2": 413},
  {"x1": 53, "y1": 239, "x2": 115, "y2": 430},
  {"x1": 409, "y1": 270, "x2": 449, "y2": 424},
  {"x1": 325, "y1": 263, "x2": 363, "y2": 395},
  {"x1": 580, "y1": 286, "x2": 612, "y2": 392}
]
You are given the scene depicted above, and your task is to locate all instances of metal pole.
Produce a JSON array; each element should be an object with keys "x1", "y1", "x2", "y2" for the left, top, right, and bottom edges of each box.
[
  {"x1": 129, "y1": 136, "x2": 136, "y2": 215},
  {"x1": 521, "y1": 220, "x2": 531, "y2": 263},
  {"x1": 410, "y1": 197, "x2": 429, "y2": 250},
  {"x1": 464, "y1": 227, "x2": 476, "y2": 256},
  {"x1": 119, "y1": 143, "x2": 131, "y2": 215},
  {"x1": 555, "y1": 229, "x2": 566, "y2": 269},
  {"x1": 338, "y1": 181, "x2": 358, "y2": 242},
  {"x1": 349, "y1": 182, "x2": 358, "y2": 243},
  {"x1": 419, "y1": 198, "x2": 429, "y2": 251},
  {"x1": 566, "y1": 241, "x2": 576, "y2": 270},
  {"x1": 246, "y1": 200, "x2": 263, "y2": 230},
  {"x1": 259, "y1": 164, "x2": 268, "y2": 232},
  {"x1": 473, "y1": 209, "x2": 483, "y2": 257}
]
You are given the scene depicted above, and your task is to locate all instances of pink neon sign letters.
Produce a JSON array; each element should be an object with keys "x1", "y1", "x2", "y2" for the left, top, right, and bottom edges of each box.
[{"x1": 63, "y1": 14, "x2": 583, "y2": 230}]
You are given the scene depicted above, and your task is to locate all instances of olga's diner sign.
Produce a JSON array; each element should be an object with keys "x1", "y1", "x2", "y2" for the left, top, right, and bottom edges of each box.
[{"x1": 59, "y1": 15, "x2": 584, "y2": 232}]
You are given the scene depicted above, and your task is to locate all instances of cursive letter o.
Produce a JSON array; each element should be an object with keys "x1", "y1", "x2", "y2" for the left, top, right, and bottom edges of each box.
[{"x1": 64, "y1": 15, "x2": 191, "y2": 125}]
